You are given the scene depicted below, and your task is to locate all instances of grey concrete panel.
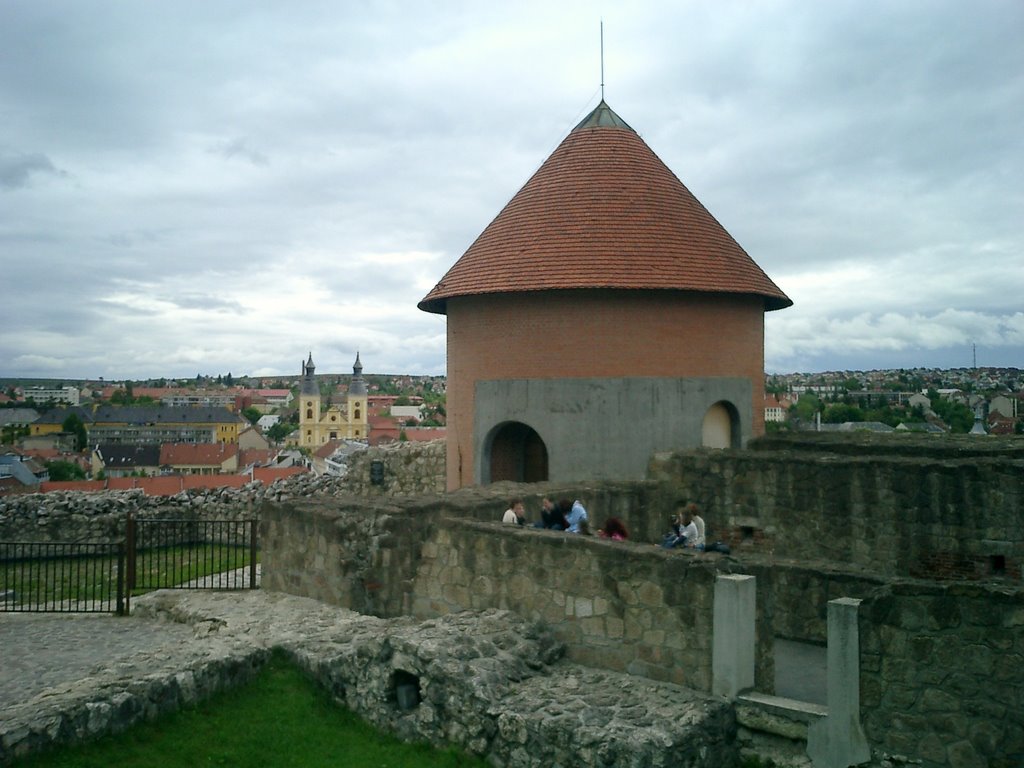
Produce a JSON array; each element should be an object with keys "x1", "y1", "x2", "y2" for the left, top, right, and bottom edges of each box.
[{"x1": 475, "y1": 377, "x2": 752, "y2": 484}]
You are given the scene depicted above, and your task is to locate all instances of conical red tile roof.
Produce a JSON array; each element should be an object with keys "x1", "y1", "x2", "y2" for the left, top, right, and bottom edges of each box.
[{"x1": 419, "y1": 101, "x2": 792, "y2": 314}]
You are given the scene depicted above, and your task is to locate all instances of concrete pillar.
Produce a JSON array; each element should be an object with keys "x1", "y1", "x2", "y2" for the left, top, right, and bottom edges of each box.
[
  {"x1": 807, "y1": 597, "x2": 871, "y2": 768},
  {"x1": 712, "y1": 573, "x2": 756, "y2": 699}
]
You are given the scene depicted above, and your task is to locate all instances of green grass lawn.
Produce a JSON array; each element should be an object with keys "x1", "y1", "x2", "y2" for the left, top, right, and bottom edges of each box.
[{"x1": 16, "y1": 652, "x2": 488, "y2": 768}]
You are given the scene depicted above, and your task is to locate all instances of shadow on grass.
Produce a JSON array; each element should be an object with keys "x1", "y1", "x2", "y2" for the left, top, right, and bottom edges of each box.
[{"x1": 15, "y1": 651, "x2": 487, "y2": 768}]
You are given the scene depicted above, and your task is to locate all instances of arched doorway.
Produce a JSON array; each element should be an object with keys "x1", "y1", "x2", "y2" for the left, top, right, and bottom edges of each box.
[
  {"x1": 486, "y1": 421, "x2": 548, "y2": 483},
  {"x1": 702, "y1": 401, "x2": 740, "y2": 449}
]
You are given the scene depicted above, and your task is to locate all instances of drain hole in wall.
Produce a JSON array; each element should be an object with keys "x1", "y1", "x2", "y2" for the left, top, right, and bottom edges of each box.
[{"x1": 390, "y1": 670, "x2": 421, "y2": 711}]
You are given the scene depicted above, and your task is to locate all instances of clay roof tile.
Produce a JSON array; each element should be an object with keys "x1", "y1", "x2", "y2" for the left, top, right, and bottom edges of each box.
[{"x1": 419, "y1": 101, "x2": 791, "y2": 314}]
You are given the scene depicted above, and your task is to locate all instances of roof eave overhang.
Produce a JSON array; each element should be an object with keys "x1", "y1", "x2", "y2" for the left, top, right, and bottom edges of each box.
[{"x1": 418, "y1": 286, "x2": 793, "y2": 315}]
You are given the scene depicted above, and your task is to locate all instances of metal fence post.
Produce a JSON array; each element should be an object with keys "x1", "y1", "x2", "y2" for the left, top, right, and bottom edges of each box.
[
  {"x1": 125, "y1": 512, "x2": 136, "y2": 613},
  {"x1": 116, "y1": 542, "x2": 126, "y2": 616},
  {"x1": 249, "y1": 519, "x2": 257, "y2": 589}
]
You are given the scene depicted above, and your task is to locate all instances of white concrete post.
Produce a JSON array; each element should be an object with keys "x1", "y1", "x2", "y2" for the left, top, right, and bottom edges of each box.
[
  {"x1": 712, "y1": 573, "x2": 756, "y2": 699},
  {"x1": 807, "y1": 597, "x2": 871, "y2": 768}
]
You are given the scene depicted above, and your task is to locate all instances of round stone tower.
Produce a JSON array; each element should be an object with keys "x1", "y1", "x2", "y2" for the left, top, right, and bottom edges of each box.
[{"x1": 419, "y1": 101, "x2": 791, "y2": 490}]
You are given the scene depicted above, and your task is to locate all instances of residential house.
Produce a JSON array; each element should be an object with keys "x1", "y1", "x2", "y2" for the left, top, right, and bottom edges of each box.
[
  {"x1": 0, "y1": 408, "x2": 40, "y2": 430},
  {"x1": 91, "y1": 444, "x2": 162, "y2": 478},
  {"x1": 238, "y1": 425, "x2": 270, "y2": 451},
  {"x1": 0, "y1": 452, "x2": 47, "y2": 491},
  {"x1": 764, "y1": 395, "x2": 792, "y2": 424},
  {"x1": 159, "y1": 443, "x2": 239, "y2": 475},
  {"x1": 990, "y1": 393, "x2": 1020, "y2": 419},
  {"x1": 33, "y1": 406, "x2": 246, "y2": 445}
]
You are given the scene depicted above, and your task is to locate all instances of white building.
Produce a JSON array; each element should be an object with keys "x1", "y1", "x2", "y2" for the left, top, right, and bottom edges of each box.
[{"x1": 24, "y1": 386, "x2": 79, "y2": 406}]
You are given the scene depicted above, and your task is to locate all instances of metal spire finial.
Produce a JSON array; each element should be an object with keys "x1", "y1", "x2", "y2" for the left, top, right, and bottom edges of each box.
[{"x1": 600, "y1": 20, "x2": 605, "y2": 101}]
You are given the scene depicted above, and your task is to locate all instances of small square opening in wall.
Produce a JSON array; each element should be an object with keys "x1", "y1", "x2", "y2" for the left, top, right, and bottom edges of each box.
[
  {"x1": 740, "y1": 526, "x2": 755, "y2": 541},
  {"x1": 990, "y1": 555, "x2": 1006, "y2": 576},
  {"x1": 390, "y1": 670, "x2": 421, "y2": 711}
]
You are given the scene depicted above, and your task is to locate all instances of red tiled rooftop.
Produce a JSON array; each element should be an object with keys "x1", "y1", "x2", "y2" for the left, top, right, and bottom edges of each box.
[
  {"x1": 253, "y1": 466, "x2": 307, "y2": 484},
  {"x1": 160, "y1": 442, "x2": 239, "y2": 466},
  {"x1": 40, "y1": 480, "x2": 107, "y2": 493},
  {"x1": 419, "y1": 101, "x2": 791, "y2": 314}
]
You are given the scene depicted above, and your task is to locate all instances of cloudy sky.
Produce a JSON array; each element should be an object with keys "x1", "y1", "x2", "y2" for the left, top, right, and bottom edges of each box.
[{"x1": 2, "y1": 1, "x2": 1021, "y2": 380}]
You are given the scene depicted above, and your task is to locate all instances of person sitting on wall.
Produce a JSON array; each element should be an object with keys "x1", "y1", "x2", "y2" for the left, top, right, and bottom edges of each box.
[
  {"x1": 662, "y1": 505, "x2": 699, "y2": 549},
  {"x1": 564, "y1": 498, "x2": 588, "y2": 534},
  {"x1": 535, "y1": 497, "x2": 566, "y2": 530},
  {"x1": 598, "y1": 517, "x2": 629, "y2": 541},
  {"x1": 689, "y1": 504, "x2": 706, "y2": 551},
  {"x1": 502, "y1": 498, "x2": 526, "y2": 526}
]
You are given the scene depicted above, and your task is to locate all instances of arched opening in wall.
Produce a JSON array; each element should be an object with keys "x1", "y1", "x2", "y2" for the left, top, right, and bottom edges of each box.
[
  {"x1": 485, "y1": 421, "x2": 548, "y2": 483},
  {"x1": 702, "y1": 401, "x2": 740, "y2": 449}
]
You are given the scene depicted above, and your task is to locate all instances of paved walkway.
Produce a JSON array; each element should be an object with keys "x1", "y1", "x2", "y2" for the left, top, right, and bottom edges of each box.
[
  {"x1": 0, "y1": 611, "x2": 200, "y2": 710},
  {"x1": 2, "y1": 593, "x2": 828, "y2": 717}
]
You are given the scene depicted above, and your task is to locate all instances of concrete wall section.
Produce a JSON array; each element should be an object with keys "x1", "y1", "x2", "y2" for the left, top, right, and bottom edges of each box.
[{"x1": 475, "y1": 376, "x2": 753, "y2": 484}]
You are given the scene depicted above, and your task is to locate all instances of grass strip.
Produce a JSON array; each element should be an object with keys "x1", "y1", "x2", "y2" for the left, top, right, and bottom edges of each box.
[
  {"x1": 15, "y1": 652, "x2": 488, "y2": 768},
  {"x1": 2, "y1": 546, "x2": 256, "y2": 607}
]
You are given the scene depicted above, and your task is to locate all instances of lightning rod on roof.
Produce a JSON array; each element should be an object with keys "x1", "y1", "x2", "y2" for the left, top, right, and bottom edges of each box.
[{"x1": 600, "y1": 19, "x2": 605, "y2": 101}]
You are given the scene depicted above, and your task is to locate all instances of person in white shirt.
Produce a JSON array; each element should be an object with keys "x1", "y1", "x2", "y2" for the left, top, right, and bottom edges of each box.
[{"x1": 502, "y1": 498, "x2": 526, "y2": 526}]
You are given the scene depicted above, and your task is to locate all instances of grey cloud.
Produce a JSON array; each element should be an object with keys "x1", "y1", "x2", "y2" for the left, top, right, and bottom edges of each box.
[
  {"x1": 0, "y1": 152, "x2": 65, "y2": 189},
  {"x1": 167, "y1": 294, "x2": 245, "y2": 313},
  {"x1": 214, "y1": 138, "x2": 269, "y2": 167}
]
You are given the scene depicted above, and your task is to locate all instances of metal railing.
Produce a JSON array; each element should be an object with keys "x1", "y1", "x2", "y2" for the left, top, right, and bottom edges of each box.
[
  {"x1": 1, "y1": 515, "x2": 258, "y2": 615},
  {"x1": 125, "y1": 516, "x2": 258, "y2": 612},
  {"x1": 0, "y1": 541, "x2": 126, "y2": 614}
]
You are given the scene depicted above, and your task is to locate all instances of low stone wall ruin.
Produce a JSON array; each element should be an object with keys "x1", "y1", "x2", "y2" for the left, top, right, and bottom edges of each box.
[
  {"x1": 0, "y1": 592, "x2": 739, "y2": 768},
  {"x1": 0, "y1": 441, "x2": 447, "y2": 544}
]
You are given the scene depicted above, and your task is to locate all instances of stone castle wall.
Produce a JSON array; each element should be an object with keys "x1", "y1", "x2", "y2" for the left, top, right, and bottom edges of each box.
[
  {"x1": 0, "y1": 441, "x2": 446, "y2": 544},
  {"x1": 646, "y1": 442, "x2": 1024, "y2": 584},
  {"x1": 261, "y1": 483, "x2": 1024, "y2": 767},
  {"x1": 858, "y1": 581, "x2": 1024, "y2": 767},
  {"x1": 7, "y1": 436, "x2": 1024, "y2": 767}
]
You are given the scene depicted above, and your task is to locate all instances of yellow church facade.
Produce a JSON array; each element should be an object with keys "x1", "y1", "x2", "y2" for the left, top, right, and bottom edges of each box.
[{"x1": 297, "y1": 353, "x2": 368, "y2": 448}]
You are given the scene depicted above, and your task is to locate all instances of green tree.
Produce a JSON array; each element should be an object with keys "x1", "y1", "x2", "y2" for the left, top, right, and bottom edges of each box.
[
  {"x1": 929, "y1": 397, "x2": 974, "y2": 433},
  {"x1": 789, "y1": 394, "x2": 822, "y2": 422},
  {"x1": 61, "y1": 413, "x2": 89, "y2": 451},
  {"x1": 241, "y1": 406, "x2": 262, "y2": 425},
  {"x1": 822, "y1": 403, "x2": 864, "y2": 424},
  {"x1": 268, "y1": 422, "x2": 295, "y2": 442},
  {"x1": 45, "y1": 460, "x2": 86, "y2": 481}
]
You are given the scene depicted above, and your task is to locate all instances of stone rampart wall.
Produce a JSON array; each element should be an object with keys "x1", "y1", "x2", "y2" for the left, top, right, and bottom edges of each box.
[
  {"x1": 411, "y1": 520, "x2": 728, "y2": 692},
  {"x1": 0, "y1": 441, "x2": 447, "y2": 544},
  {"x1": 858, "y1": 581, "x2": 1024, "y2": 767},
  {"x1": 647, "y1": 447, "x2": 1024, "y2": 583},
  {"x1": 341, "y1": 440, "x2": 446, "y2": 496}
]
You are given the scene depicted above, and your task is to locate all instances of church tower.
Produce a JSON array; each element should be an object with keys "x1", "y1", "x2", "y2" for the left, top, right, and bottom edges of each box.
[
  {"x1": 295, "y1": 352, "x2": 368, "y2": 447},
  {"x1": 347, "y1": 352, "x2": 368, "y2": 440},
  {"x1": 298, "y1": 352, "x2": 321, "y2": 449}
]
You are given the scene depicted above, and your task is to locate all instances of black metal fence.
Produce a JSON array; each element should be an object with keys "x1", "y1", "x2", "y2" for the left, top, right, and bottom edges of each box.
[
  {"x1": 1, "y1": 515, "x2": 258, "y2": 615},
  {"x1": 0, "y1": 541, "x2": 126, "y2": 614}
]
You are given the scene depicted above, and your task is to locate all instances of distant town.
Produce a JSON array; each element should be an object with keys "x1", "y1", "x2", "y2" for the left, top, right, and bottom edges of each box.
[{"x1": 1, "y1": 365, "x2": 1021, "y2": 496}]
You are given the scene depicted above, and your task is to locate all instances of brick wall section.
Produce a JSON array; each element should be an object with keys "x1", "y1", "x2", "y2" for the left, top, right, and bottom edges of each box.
[{"x1": 445, "y1": 289, "x2": 766, "y2": 489}]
